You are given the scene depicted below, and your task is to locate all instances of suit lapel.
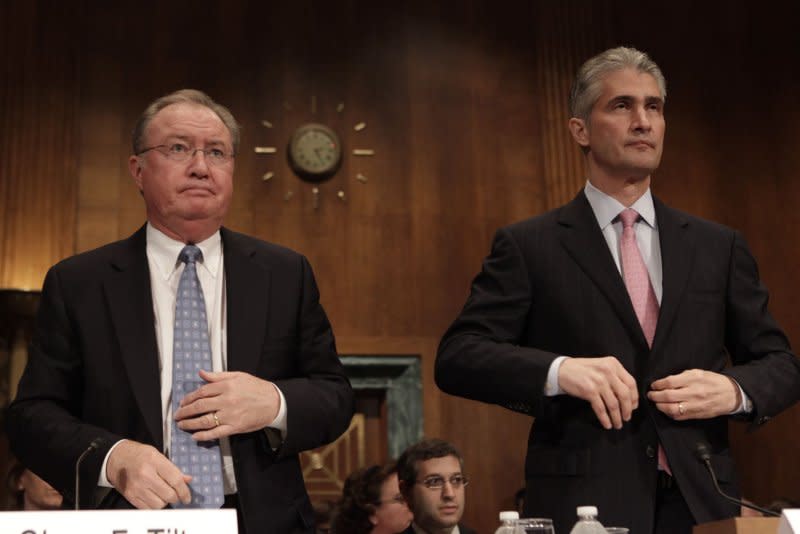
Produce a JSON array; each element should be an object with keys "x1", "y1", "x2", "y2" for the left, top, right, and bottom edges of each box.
[
  {"x1": 557, "y1": 192, "x2": 649, "y2": 348},
  {"x1": 103, "y1": 226, "x2": 163, "y2": 450},
  {"x1": 222, "y1": 228, "x2": 270, "y2": 375},
  {"x1": 651, "y1": 198, "x2": 693, "y2": 351}
]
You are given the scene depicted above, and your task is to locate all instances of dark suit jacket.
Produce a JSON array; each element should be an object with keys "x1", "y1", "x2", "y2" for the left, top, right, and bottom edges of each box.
[
  {"x1": 436, "y1": 192, "x2": 800, "y2": 534},
  {"x1": 7, "y1": 225, "x2": 354, "y2": 533}
]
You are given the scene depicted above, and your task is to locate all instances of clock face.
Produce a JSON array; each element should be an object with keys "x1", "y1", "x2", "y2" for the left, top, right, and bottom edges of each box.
[{"x1": 287, "y1": 123, "x2": 342, "y2": 183}]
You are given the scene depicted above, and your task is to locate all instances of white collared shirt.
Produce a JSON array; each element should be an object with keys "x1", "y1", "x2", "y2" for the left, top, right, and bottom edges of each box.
[
  {"x1": 146, "y1": 225, "x2": 238, "y2": 494},
  {"x1": 583, "y1": 180, "x2": 662, "y2": 303}
]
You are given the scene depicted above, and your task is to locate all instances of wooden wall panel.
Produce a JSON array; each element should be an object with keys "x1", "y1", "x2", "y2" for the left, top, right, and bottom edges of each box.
[
  {"x1": 0, "y1": 2, "x2": 79, "y2": 289},
  {"x1": 1, "y1": 0, "x2": 799, "y2": 530},
  {"x1": 75, "y1": 9, "x2": 126, "y2": 252}
]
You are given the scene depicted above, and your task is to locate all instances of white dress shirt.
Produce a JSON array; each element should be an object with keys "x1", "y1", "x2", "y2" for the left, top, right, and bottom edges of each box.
[{"x1": 99, "y1": 224, "x2": 287, "y2": 494}]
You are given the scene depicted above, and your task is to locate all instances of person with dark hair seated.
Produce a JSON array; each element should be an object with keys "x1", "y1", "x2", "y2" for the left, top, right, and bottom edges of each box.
[
  {"x1": 396, "y1": 439, "x2": 476, "y2": 534},
  {"x1": 6, "y1": 459, "x2": 63, "y2": 511},
  {"x1": 333, "y1": 463, "x2": 413, "y2": 534}
]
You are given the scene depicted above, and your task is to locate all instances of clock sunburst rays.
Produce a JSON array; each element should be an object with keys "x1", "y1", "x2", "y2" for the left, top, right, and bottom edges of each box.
[{"x1": 254, "y1": 97, "x2": 375, "y2": 210}]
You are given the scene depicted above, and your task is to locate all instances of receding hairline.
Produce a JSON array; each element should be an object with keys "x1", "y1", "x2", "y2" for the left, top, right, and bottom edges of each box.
[
  {"x1": 142, "y1": 103, "x2": 232, "y2": 145},
  {"x1": 597, "y1": 71, "x2": 666, "y2": 105},
  {"x1": 132, "y1": 89, "x2": 240, "y2": 154}
]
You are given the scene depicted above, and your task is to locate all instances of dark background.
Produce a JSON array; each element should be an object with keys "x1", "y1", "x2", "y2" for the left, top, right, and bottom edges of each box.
[{"x1": 1, "y1": 1, "x2": 799, "y2": 531}]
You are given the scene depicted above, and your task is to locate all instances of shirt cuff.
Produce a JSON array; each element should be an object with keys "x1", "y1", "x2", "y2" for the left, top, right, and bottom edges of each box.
[
  {"x1": 263, "y1": 384, "x2": 287, "y2": 449},
  {"x1": 729, "y1": 378, "x2": 753, "y2": 414},
  {"x1": 545, "y1": 356, "x2": 568, "y2": 396},
  {"x1": 98, "y1": 439, "x2": 127, "y2": 487}
]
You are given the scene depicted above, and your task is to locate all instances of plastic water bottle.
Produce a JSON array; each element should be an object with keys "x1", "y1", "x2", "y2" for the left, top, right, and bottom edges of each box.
[
  {"x1": 569, "y1": 506, "x2": 606, "y2": 534},
  {"x1": 495, "y1": 511, "x2": 522, "y2": 534}
]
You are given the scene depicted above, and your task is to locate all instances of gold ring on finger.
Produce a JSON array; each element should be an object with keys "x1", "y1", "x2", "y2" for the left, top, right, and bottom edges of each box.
[
  {"x1": 678, "y1": 402, "x2": 685, "y2": 415},
  {"x1": 213, "y1": 412, "x2": 221, "y2": 427}
]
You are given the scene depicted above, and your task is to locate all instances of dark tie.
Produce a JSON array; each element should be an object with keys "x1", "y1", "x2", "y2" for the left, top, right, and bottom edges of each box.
[{"x1": 170, "y1": 245, "x2": 224, "y2": 508}]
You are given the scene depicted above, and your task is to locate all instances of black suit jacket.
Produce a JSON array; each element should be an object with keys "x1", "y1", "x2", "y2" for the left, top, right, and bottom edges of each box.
[
  {"x1": 7, "y1": 225, "x2": 354, "y2": 533},
  {"x1": 436, "y1": 192, "x2": 800, "y2": 533}
]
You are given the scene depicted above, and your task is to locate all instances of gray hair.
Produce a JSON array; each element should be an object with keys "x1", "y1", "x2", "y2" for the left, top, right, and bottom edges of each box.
[
  {"x1": 569, "y1": 46, "x2": 667, "y2": 121},
  {"x1": 132, "y1": 89, "x2": 240, "y2": 154}
]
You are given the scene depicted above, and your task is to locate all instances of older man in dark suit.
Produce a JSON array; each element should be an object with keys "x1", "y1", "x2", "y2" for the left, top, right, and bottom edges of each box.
[
  {"x1": 436, "y1": 47, "x2": 800, "y2": 533},
  {"x1": 7, "y1": 89, "x2": 354, "y2": 533}
]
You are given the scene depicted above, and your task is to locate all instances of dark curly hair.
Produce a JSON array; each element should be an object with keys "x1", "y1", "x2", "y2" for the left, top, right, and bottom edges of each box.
[{"x1": 332, "y1": 463, "x2": 396, "y2": 534}]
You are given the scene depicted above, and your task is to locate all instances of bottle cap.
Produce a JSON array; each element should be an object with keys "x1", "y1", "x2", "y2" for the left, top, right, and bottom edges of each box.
[
  {"x1": 577, "y1": 505, "x2": 598, "y2": 517},
  {"x1": 499, "y1": 511, "x2": 520, "y2": 521}
]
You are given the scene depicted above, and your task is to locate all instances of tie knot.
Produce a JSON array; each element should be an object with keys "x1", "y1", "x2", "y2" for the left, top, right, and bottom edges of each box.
[
  {"x1": 619, "y1": 208, "x2": 640, "y2": 229},
  {"x1": 179, "y1": 245, "x2": 203, "y2": 265}
]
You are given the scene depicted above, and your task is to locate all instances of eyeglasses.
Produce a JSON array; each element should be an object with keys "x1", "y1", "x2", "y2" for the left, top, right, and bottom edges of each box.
[
  {"x1": 416, "y1": 474, "x2": 469, "y2": 490},
  {"x1": 137, "y1": 142, "x2": 234, "y2": 166}
]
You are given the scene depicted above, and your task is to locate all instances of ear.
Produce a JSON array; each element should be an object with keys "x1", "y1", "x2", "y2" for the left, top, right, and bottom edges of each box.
[
  {"x1": 128, "y1": 155, "x2": 144, "y2": 191},
  {"x1": 568, "y1": 117, "x2": 590, "y2": 148}
]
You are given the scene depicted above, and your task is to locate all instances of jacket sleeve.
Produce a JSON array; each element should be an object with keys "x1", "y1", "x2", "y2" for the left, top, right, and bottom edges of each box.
[
  {"x1": 721, "y1": 231, "x2": 800, "y2": 425},
  {"x1": 435, "y1": 227, "x2": 560, "y2": 416},
  {"x1": 272, "y1": 255, "x2": 354, "y2": 457},
  {"x1": 5, "y1": 265, "x2": 122, "y2": 508}
]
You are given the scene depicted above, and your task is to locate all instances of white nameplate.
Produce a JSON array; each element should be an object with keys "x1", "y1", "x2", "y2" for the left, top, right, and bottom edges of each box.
[
  {"x1": 0, "y1": 509, "x2": 238, "y2": 534},
  {"x1": 779, "y1": 509, "x2": 800, "y2": 534}
]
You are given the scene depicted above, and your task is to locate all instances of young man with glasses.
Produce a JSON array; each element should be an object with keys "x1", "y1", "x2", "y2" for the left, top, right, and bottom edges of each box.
[{"x1": 396, "y1": 439, "x2": 476, "y2": 534}]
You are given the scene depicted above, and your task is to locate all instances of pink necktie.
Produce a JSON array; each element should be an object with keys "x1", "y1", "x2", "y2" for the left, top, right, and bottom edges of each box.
[
  {"x1": 618, "y1": 208, "x2": 671, "y2": 474},
  {"x1": 619, "y1": 208, "x2": 658, "y2": 346}
]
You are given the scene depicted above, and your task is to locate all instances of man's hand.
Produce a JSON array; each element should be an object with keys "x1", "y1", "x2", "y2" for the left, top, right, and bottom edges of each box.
[
  {"x1": 106, "y1": 440, "x2": 191, "y2": 509},
  {"x1": 174, "y1": 370, "x2": 281, "y2": 442},
  {"x1": 647, "y1": 369, "x2": 741, "y2": 420},
  {"x1": 558, "y1": 356, "x2": 639, "y2": 430}
]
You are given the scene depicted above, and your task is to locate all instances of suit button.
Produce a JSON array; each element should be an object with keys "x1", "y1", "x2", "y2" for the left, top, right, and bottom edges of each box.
[{"x1": 646, "y1": 445, "x2": 656, "y2": 458}]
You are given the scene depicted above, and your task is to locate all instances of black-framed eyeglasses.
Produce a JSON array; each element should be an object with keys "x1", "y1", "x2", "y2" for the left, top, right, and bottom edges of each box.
[
  {"x1": 137, "y1": 142, "x2": 234, "y2": 166},
  {"x1": 416, "y1": 474, "x2": 469, "y2": 490}
]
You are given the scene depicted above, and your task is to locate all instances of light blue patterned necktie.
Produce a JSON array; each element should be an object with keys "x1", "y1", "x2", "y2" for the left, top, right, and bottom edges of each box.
[{"x1": 170, "y1": 245, "x2": 224, "y2": 508}]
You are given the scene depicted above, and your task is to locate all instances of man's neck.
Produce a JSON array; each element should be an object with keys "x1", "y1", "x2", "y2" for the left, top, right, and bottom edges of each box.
[
  {"x1": 587, "y1": 173, "x2": 650, "y2": 207},
  {"x1": 147, "y1": 218, "x2": 221, "y2": 244}
]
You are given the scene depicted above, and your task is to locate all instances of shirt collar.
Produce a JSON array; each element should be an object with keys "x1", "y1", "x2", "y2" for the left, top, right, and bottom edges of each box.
[
  {"x1": 583, "y1": 180, "x2": 656, "y2": 230},
  {"x1": 145, "y1": 223, "x2": 222, "y2": 280}
]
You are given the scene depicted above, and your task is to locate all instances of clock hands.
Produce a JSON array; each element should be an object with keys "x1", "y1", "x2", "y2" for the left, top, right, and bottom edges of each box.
[{"x1": 314, "y1": 147, "x2": 325, "y2": 165}]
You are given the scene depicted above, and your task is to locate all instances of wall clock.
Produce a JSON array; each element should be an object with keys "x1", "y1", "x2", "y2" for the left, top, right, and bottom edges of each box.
[
  {"x1": 287, "y1": 123, "x2": 342, "y2": 183},
  {"x1": 253, "y1": 97, "x2": 375, "y2": 210}
]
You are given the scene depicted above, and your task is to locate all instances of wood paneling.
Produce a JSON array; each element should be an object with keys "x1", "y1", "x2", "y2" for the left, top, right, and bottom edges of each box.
[
  {"x1": 0, "y1": 2, "x2": 79, "y2": 290},
  {"x1": 1, "y1": 1, "x2": 799, "y2": 530}
]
